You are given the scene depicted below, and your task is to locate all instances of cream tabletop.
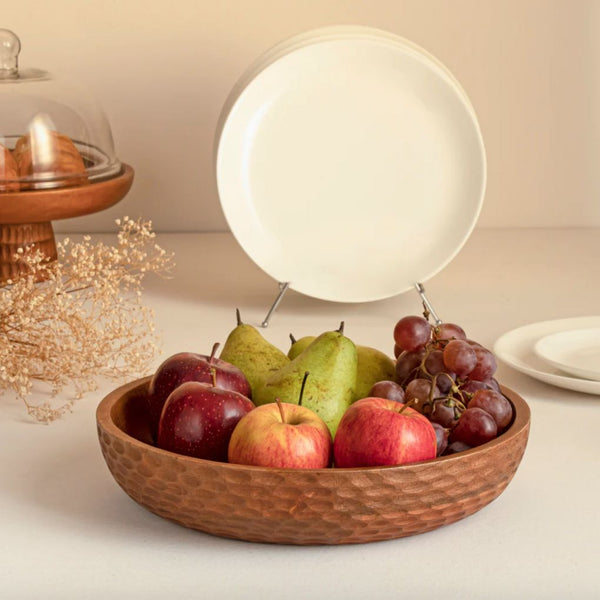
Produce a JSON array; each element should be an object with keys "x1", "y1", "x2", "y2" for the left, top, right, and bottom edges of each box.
[{"x1": 1, "y1": 229, "x2": 598, "y2": 599}]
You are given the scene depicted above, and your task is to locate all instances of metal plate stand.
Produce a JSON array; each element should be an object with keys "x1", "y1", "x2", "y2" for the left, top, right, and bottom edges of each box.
[{"x1": 261, "y1": 282, "x2": 290, "y2": 327}]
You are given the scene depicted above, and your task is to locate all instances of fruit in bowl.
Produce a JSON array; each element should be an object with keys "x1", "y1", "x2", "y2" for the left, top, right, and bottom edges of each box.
[
  {"x1": 254, "y1": 323, "x2": 357, "y2": 437},
  {"x1": 145, "y1": 311, "x2": 517, "y2": 466},
  {"x1": 288, "y1": 333, "x2": 396, "y2": 402},
  {"x1": 392, "y1": 314, "x2": 513, "y2": 454},
  {"x1": 228, "y1": 399, "x2": 332, "y2": 469},
  {"x1": 97, "y1": 376, "x2": 530, "y2": 544},
  {"x1": 333, "y1": 397, "x2": 437, "y2": 468},
  {"x1": 96, "y1": 310, "x2": 531, "y2": 544},
  {"x1": 220, "y1": 309, "x2": 290, "y2": 396},
  {"x1": 157, "y1": 380, "x2": 254, "y2": 462},
  {"x1": 147, "y1": 342, "x2": 251, "y2": 437}
]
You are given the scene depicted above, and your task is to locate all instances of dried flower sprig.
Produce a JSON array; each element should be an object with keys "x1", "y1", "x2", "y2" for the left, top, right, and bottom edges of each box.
[{"x1": 0, "y1": 217, "x2": 174, "y2": 422}]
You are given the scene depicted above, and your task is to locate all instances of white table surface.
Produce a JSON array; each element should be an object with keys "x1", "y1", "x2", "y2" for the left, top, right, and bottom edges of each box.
[{"x1": 2, "y1": 229, "x2": 599, "y2": 600}]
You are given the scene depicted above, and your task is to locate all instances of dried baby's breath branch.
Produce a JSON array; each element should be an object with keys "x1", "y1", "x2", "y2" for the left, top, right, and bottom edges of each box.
[{"x1": 0, "y1": 217, "x2": 174, "y2": 422}]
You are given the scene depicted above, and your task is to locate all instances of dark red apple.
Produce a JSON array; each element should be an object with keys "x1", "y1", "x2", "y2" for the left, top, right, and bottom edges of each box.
[
  {"x1": 157, "y1": 381, "x2": 254, "y2": 461},
  {"x1": 147, "y1": 344, "x2": 251, "y2": 437},
  {"x1": 333, "y1": 397, "x2": 437, "y2": 468}
]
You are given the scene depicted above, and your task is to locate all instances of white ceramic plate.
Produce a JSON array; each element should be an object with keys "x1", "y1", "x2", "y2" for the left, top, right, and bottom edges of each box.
[
  {"x1": 533, "y1": 328, "x2": 600, "y2": 381},
  {"x1": 215, "y1": 26, "x2": 486, "y2": 302},
  {"x1": 494, "y1": 317, "x2": 600, "y2": 395}
]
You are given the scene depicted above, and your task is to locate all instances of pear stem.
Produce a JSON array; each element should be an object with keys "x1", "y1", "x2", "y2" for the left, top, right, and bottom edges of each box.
[
  {"x1": 275, "y1": 398, "x2": 286, "y2": 423},
  {"x1": 209, "y1": 342, "x2": 220, "y2": 364},
  {"x1": 235, "y1": 308, "x2": 242, "y2": 326},
  {"x1": 289, "y1": 333, "x2": 297, "y2": 345},
  {"x1": 298, "y1": 371, "x2": 309, "y2": 407},
  {"x1": 338, "y1": 321, "x2": 345, "y2": 335},
  {"x1": 210, "y1": 367, "x2": 217, "y2": 388}
]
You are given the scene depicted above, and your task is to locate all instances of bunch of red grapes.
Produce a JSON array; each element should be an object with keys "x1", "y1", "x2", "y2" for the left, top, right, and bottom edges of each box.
[{"x1": 371, "y1": 315, "x2": 514, "y2": 457}]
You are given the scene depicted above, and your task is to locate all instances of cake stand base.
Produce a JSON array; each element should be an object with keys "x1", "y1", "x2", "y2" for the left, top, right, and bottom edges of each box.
[
  {"x1": 0, "y1": 164, "x2": 134, "y2": 285},
  {"x1": 0, "y1": 222, "x2": 57, "y2": 282}
]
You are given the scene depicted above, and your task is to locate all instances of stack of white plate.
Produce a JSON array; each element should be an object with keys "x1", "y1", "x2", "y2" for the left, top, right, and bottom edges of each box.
[
  {"x1": 215, "y1": 26, "x2": 486, "y2": 303},
  {"x1": 494, "y1": 317, "x2": 600, "y2": 394}
]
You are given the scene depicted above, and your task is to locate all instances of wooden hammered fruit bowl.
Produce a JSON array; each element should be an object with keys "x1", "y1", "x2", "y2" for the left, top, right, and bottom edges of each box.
[{"x1": 96, "y1": 376, "x2": 530, "y2": 545}]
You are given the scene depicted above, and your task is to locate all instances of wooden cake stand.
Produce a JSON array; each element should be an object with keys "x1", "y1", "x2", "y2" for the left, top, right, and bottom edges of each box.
[{"x1": 0, "y1": 164, "x2": 134, "y2": 283}]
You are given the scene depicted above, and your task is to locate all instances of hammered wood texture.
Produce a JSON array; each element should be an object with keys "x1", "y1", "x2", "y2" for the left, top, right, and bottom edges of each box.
[{"x1": 96, "y1": 377, "x2": 530, "y2": 545}]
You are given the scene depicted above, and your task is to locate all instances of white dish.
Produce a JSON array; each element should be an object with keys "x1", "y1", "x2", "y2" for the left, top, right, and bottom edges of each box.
[
  {"x1": 215, "y1": 26, "x2": 486, "y2": 302},
  {"x1": 534, "y1": 328, "x2": 600, "y2": 381},
  {"x1": 494, "y1": 317, "x2": 600, "y2": 395}
]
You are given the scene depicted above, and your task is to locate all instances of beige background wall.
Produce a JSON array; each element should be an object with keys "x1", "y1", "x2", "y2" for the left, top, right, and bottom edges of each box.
[{"x1": 3, "y1": 0, "x2": 600, "y2": 232}]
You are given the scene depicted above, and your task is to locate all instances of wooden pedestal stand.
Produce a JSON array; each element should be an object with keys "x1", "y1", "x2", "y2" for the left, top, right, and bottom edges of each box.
[{"x1": 0, "y1": 164, "x2": 134, "y2": 283}]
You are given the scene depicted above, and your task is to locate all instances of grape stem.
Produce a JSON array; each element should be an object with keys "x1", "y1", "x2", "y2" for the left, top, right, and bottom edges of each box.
[
  {"x1": 398, "y1": 399, "x2": 416, "y2": 414},
  {"x1": 451, "y1": 382, "x2": 471, "y2": 407}
]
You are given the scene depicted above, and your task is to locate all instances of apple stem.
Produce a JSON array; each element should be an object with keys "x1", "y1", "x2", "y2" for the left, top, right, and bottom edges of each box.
[
  {"x1": 210, "y1": 367, "x2": 217, "y2": 387},
  {"x1": 235, "y1": 308, "x2": 242, "y2": 326},
  {"x1": 289, "y1": 333, "x2": 297, "y2": 345},
  {"x1": 275, "y1": 398, "x2": 286, "y2": 423},
  {"x1": 337, "y1": 321, "x2": 345, "y2": 335},
  {"x1": 209, "y1": 342, "x2": 220, "y2": 364},
  {"x1": 298, "y1": 371, "x2": 309, "y2": 407}
]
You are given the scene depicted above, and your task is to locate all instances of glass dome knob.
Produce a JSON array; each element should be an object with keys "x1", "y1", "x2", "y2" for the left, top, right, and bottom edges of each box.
[{"x1": 0, "y1": 29, "x2": 21, "y2": 79}]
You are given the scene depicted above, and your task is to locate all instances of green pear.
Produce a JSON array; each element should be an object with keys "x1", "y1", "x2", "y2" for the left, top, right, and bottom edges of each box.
[
  {"x1": 220, "y1": 309, "x2": 290, "y2": 397},
  {"x1": 354, "y1": 346, "x2": 396, "y2": 401},
  {"x1": 287, "y1": 334, "x2": 316, "y2": 360},
  {"x1": 289, "y1": 332, "x2": 395, "y2": 403},
  {"x1": 256, "y1": 323, "x2": 357, "y2": 437}
]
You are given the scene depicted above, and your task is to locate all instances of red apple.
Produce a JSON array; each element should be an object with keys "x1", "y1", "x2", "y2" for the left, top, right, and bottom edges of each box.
[
  {"x1": 147, "y1": 344, "x2": 251, "y2": 437},
  {"x1": 157, "y1": 381, "x2": 254, "y2": 461},
  {"x1": 333, "y1": 397, "x2": 437, "y2": 468},
  {"x1": 228, "y1": 401, "x2": 332, "y2": 469}
]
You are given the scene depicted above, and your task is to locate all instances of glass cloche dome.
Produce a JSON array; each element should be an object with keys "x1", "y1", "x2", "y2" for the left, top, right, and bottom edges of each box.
[{"x1": 0, "y1": 28, "x2": 121, "y2": 191}]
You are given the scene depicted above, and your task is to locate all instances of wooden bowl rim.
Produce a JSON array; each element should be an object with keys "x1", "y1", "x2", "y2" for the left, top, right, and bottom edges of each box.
[
  {"x1": 0, "y1": 164, "x2": 134, "y2": 223},
  {"x1": 97, "y1": 376, "x2": 531, "y2": 475}
]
